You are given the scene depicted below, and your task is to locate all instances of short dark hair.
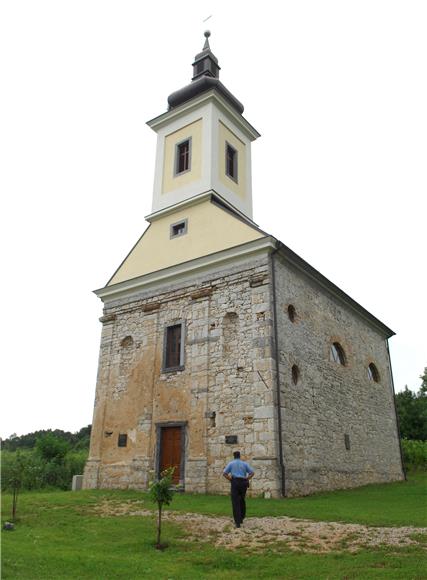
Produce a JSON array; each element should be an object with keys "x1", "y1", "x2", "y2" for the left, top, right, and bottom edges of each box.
[{"x1": 233, "y1": 451, "x2": 241, "y2": 459}]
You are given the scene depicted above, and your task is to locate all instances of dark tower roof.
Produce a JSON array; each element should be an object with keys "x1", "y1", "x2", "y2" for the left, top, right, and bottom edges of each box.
[{"x1": 167, "y1": 31, "x2": 244, "y2": 114}]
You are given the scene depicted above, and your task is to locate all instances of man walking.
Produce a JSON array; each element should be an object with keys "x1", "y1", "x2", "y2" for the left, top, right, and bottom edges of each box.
[{"x1": 223, "y1": 451, "x2": 254, "y2": 528}]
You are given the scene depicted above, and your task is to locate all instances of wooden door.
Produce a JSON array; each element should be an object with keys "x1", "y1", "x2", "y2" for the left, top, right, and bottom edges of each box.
[{"x1": 160, "y1": 427, "x2": 182, "y2": 484}]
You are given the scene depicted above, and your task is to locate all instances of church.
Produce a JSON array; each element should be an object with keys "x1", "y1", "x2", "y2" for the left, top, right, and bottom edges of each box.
[{"x1": 83, "y1": 32, "x2": 404, "y2": 497}]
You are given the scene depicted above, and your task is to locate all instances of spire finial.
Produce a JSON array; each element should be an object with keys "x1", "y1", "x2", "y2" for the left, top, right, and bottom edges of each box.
[
  {"x1": 191, "y1": 29, "x2": 220, "y2": 82},
  {"x1": 203, "y1": 30, "x2": 211, "y2": 50}
]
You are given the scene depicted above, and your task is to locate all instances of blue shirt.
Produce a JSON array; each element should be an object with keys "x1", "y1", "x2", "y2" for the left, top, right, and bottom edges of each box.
[{"x1": 223, "y1": 459, "x2": 254, "y2": 478}]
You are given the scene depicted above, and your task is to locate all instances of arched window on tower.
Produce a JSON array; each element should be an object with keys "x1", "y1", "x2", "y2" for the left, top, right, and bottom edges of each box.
[{"x1": 330, "y1": 342, "x2": 346, "y2": 366}]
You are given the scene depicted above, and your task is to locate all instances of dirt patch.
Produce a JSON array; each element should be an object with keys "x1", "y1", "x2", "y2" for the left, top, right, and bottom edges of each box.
[{"x1": 92, "y1": 499, "x2": 427, "y2": 553}]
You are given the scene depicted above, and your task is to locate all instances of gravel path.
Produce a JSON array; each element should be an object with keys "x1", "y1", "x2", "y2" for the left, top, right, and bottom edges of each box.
[{"x1": 93, "y1": 499, "x2": 427, "y2": 553}]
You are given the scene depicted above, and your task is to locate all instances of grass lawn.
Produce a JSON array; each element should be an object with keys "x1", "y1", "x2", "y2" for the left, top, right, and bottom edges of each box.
[
  {"x1": 169, "y1": 471, "x2": 427, "y2": 527},
  {"x1": 2, "y1": 473, "x2": 426, "y2": 579}
]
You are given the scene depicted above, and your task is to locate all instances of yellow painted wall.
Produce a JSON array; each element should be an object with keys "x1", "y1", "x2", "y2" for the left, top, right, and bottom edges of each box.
[
  {"x1": 162, "y1": 119, "x2": 203, "y2": 194},
  {"x1": 218, "y1": 121, "x2": 246, "y2": 199},
  {"x1": 108, "y1": 199, "x2": 264, "y2": 285}
]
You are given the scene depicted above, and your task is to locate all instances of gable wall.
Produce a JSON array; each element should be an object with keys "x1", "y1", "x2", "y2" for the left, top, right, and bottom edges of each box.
[
  {"x1": 274, "y1": 255, "x2": 404, "y2": 496},
  {"x1": 84, "y1": 255, "x2": 281, "y2": 497},
  {"x1": 108, "y1": 198, "x2": 264, "y2": 286}
]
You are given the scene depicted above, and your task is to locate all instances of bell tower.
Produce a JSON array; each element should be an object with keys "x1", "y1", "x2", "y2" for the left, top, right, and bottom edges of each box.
[{"x1": 147, "y1": 31, "x2": 260, "y2": 221}]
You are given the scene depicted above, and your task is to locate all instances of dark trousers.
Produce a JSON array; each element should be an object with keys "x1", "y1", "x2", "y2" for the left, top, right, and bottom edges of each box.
[{"x1": 230, "y1": 477, "x2": 248, "y2": 525}]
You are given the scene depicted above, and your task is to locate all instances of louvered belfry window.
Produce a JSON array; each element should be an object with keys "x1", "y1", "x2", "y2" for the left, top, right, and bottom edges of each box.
[{"x1": 165, "y1": 324, "x2": 183, "y2": 369}]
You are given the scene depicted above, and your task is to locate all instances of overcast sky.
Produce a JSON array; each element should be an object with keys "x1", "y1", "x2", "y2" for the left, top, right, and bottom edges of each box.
[{"x1": 1, "y1": 1, "x2": 426, "y2": 439}]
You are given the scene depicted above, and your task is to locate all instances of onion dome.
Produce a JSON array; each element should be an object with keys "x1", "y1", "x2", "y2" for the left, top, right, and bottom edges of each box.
[{"x1": 167, "y1": 31, "x2": 244, "y2": 114}]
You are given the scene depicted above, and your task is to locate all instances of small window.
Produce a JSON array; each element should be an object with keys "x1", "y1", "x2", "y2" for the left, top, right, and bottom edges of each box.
[
  {"x1": 288, "y1": 304, "x2": 296, "y2": 322},
  {"x1": 118, "y1": 433, "x2": 127, "y2": 447},
  {"x1": 225, "y1": 142, "x2": 238, "y2": 182},
  {"x1": 163, "y1": 323, "x2": 184, "y2": 371},
  {"x1": 330, "y1": 342, "x2": 346, "y2": 366},
  {"x1": 170, "y1": 219, "x2": 188, "y2": 238},
  {"x1": 344, "y1": 433, "x2": 351, "y2": 450},
  {"x1": 175, "y1": 139, "x2": 191, "y2": 175},
  {"x1": 368, "y1": 363, "x2": 380, "y2": 383},
  {"x1": 291, "y1": 364, "x2": 300, "y2": 385}
]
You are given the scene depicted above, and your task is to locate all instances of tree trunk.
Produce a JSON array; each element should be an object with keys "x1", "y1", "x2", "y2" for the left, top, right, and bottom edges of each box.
[
  {"x1": 12, "y1": 486, "x2": 18, "y2": 520},
  {"x1": 156, "y1": 503, "x2": 162, "y2": 546}
]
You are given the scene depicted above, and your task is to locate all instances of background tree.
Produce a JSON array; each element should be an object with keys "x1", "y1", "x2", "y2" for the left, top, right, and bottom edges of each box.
[
  {"x1": 420, "y1": 367, "x2": 427, "y2": 395},
  {"x1": 395, "y1": 367, "x2": 427, "y2": 441},
  {"x1": 148, "y1": 467, "x2": 175, "y2": 549},
  {"x1": 1, "y1": 425, "x2": 91, "y2": 452}
]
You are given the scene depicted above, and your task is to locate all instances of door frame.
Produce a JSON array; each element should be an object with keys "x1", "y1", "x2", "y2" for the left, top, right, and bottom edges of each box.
[{"x1": 155, "y1": 421, "x2": 187, "y2": 484}]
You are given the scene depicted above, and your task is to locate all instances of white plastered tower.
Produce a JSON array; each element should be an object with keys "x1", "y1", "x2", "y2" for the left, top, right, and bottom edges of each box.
[{"x1": 147, "y1": 30, "x2": 260, "y2": 222}]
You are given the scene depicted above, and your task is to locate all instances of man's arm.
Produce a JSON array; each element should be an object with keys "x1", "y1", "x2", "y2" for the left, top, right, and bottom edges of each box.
[{"x1": 223, "y1": 463, "x2": 232, "y2": 481}]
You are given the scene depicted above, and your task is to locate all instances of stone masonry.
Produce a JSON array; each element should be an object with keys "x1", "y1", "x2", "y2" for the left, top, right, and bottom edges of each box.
[
  {"x1": 274, "y1": 254, "x2": 403, "y2": 496},
  {"x1": 84, "y1": 249, "x2": 404, "y2": 497},
  {"x1": 84, "y1": 256, "x2": 281, "y2": 497}
]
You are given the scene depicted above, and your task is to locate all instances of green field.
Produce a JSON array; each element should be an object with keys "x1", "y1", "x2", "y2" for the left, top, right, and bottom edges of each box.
[{"x1": 2, "y1": 473, "x2": 427, "y2": 579}]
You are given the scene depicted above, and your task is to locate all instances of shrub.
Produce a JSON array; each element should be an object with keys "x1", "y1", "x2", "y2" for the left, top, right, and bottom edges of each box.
[
  {"x1": 402, "y1": 439, "x2": 427, "y2": 471},
  {"x1": 1, "y1": 447, "x2": 88, "y2": 491}
]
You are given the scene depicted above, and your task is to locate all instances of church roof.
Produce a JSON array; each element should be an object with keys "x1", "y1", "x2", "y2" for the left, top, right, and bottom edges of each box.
[{"x1": 167, "y1": 31, "x2": 244, "y2": 115}]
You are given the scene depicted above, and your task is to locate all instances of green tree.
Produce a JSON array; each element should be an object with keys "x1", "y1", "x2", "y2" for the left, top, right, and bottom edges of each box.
[
  {"x1": 35, "y1": 433, "x2": 70, "y2": 461},
  {"x1": 148, "y1": 467, "x2": 175, "y2": 549},
  {"x1": 395, "y1": 368, "x2": 427, "y2": 441},
  {"x1": 35, "y1": 434, "x2": 71, "y2": 488},
  {"x1": 2, "y1": 451, "x2": 27, "y2": 519},
  {"x1": 1, "y1": 425, "x2": 92, "y2": 452},
  {"x1": 420, "y1": 367, "x2": 427, "y2": 395}
]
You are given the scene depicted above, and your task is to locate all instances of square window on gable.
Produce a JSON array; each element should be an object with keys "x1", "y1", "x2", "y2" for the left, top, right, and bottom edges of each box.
[
  {"x1": 175, "y1": 138, "x2": 191, "y2": 175},
  {"x1": 170, "y1": 219, "x2": 188, "y2": 238},
  {"x1": 225, "y1": 142, "x2": 238, "y2": 182},
  {"x1": 163, "y1": 322, "x2": 185, "y2": 371}
]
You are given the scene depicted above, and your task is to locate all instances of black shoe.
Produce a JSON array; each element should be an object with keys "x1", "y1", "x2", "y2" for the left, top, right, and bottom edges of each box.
[{"x1": 235, "y1": 523, "x2": 241, "y2": 528}]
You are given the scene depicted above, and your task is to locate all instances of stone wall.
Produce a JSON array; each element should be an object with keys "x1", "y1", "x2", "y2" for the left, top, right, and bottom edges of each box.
[
  {"x1": 83, "y1": 248, "x2": 404, "y2": 498},
  {"x1": 84, "y1": 256, "x2": 281, "y2": 497},
  {"x1": 273, "y1": 254, "x2": 404, "y2": 496}
]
